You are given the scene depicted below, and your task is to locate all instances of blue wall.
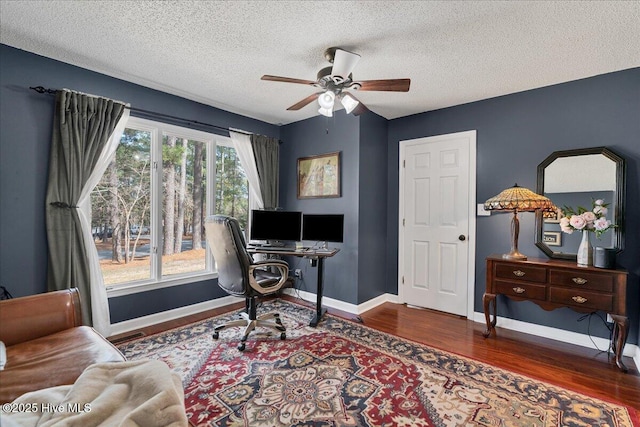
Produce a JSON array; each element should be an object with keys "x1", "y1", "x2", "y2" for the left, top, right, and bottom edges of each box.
[
  {"x1": 357, "y1": 113, "x2": 390, "y2": 303},
  {"x1": 0, "y1": 45, "x2": 279, "y2": 322},
  {"x1": 279, "y1": 113, "x2": 361, "y2": 304},
  {"x1": 386, "y1": 68, "x2": 640, "y2": 344},
  {"x1": 278, "y1": 111, "x2": 390, "y2": 305},
  {"x1": 1, "y1": 43, "x2": 638, "y2": 346}
]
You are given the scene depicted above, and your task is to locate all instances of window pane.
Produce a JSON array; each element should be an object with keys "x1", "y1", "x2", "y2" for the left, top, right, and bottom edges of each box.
[
  {"x1": 92, "y1": 119, "x2": 246, "y2": 290},
  {"x1": 215, "y1": 145, "x2": 249, "y2": 230},
  {"x1": 92, "y1": 128, "x2": 152, "y2": 285},
  {"x1": 161, "y1": 135, "x2": 207, "y2": 278}
]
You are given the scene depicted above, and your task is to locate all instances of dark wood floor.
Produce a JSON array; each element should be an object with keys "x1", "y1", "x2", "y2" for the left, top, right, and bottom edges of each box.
[{"x1": 109, "y1": 295, "x2": 640, "y2": 410}]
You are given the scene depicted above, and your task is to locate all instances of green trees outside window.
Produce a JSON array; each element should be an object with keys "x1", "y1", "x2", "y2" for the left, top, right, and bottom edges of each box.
[{"x1": 90, "y1": 118, "x2": 248, "y2": 288}]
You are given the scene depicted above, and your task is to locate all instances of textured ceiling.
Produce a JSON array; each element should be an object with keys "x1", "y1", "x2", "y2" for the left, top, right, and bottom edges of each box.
[{"x1": 1, "y1": 1, "x2": 639, "y2": 125}]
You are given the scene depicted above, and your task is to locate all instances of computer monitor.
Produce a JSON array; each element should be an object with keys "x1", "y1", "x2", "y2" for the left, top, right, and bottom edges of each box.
[
  {"x1": 302, "y1": 214, "x2": 344, "y2": 247},
  {"x1": 250, "y1": 210, "x2": 302, "y2": 245}
]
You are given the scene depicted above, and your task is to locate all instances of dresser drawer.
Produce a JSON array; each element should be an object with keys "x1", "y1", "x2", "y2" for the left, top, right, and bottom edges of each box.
[
  {"x1": 495, "y1": 280, "x2": 546, "y2": 300},
  {"x1": 549, "y1": 270, "x2": 613, "y2": 292},
  {"x1": 549, "y1": 287, "x2": 613, "y2": 312},
  {"x1": 495, "y1": 263, "x2": 547, "y2": 283}
]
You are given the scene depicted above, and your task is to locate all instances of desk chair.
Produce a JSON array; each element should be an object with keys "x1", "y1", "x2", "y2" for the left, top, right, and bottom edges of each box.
[{"x1": 204, "y1": 215, "x2": 292, "y2": 350}]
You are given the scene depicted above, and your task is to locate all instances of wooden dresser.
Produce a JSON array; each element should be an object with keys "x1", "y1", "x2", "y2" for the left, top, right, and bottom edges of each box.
[{"x1": 483, "y1": 255, "x2": 629, "y2": 371}]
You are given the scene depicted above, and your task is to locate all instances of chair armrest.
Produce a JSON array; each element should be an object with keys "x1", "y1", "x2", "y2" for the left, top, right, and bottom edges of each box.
[
  {"x1": 0, "y1": 288, "x2": 83, "y2": 346},
  {"x1": 248, "y1": 262, "x2": 291, "y2": 294},
  {"x1": 253, "y1": 259, "x2": 290, "y2": 269}
]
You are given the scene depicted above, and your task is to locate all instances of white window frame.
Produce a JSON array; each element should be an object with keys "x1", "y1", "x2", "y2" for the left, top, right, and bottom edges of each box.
[{"x1": 106, "y1": 117, "x2": 238, "y2": 298}]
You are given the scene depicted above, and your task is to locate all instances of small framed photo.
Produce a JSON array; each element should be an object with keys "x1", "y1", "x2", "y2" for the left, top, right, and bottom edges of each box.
[
  {"x1": 543, "y1": 231, "x2": 562, "y2": 246},
  {"x1": 297, "y1": 151, "x2": 341, "y2": 199},
  {"x1": 543, "y1": 207, "x2": 563, "y2": 223}
]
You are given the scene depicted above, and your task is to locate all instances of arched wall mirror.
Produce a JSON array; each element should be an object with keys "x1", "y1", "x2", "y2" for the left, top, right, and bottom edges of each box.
[{"x1": 535, "y1": 147, "x2": 625, "y2": 260}]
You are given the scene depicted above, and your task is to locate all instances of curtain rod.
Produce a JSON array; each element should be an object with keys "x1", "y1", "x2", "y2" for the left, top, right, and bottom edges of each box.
[{"x1": 29, "y1": 86, "x2": 252, "y2": 136}]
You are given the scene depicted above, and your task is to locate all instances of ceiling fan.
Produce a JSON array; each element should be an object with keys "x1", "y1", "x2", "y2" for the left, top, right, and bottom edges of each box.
[{"x1": 261, "y1": 47, "x2": 410, "y2": 117}]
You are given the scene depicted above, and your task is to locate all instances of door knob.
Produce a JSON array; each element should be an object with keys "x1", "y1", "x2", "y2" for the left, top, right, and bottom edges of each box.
[{"x1": 459, "y1": 235, "x2": 466, "y2": 241}]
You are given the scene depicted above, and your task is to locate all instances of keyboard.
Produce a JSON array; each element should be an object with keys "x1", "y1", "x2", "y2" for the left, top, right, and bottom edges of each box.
[
  {"x1": 313, "y1": 249, "x2": 334, "y2": 254},
  {"x1": 247, "y1": 245, "x2": 332, "y2": 255},
  {"x1": 248, "y1": 245, "x2": 295, "y2": 251}
]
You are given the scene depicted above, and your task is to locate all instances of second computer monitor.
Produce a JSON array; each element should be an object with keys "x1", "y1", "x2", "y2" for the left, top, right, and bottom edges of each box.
[{"x1": 302, "y1": 214, "x2": 344, "y2": 245}]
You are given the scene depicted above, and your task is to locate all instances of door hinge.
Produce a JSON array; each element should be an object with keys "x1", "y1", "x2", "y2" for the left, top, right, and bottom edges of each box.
[
  {"x1": 402, "y1": 276, "x2": 405, "y2": 284},
  {"x1": 403, "y1": 159, "x2": 406, "y2": 168},
  {"x1": 403, "y1": 218, "x2": 405, "y2": 226}
]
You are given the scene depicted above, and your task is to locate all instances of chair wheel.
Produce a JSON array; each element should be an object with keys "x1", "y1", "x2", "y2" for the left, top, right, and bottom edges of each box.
[
  {"x1": 238, "y1": 343, "x2": 246, "y2": 351},
  {"x1": 280, "y1": 332, "x2": 286, "y2": 340},
  {"x1": 275, "y1": 317, "x2": 282, "y2": 325},
  {"x1": 213, "y1": 332, "x2": 219, "y2": 340}
]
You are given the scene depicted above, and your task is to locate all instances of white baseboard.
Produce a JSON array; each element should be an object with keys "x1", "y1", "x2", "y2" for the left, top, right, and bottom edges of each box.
[
  {"x1": 287, "y1": 290, "x2": 639, "y2": 370},
  {"x1": 109, "y1": 291, "x2": 394, "y2": 338},
  {"x1": 109, "y1": 295, "x2": 243, "y2": 337},
  {"x1": 282, "y1": 289, "x2": 397, "y2": 315},
  {"x1": 108, "y1": 291, "x2": 639, "y2": 372},
  {"x1": 471, "y1": 311, "x2": 639, "y2": 361}
]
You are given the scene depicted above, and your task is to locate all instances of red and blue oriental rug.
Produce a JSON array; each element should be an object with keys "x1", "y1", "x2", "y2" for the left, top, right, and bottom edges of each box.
[{"x1": 118, "y1": 299, "x2": 638, "y2": 426}]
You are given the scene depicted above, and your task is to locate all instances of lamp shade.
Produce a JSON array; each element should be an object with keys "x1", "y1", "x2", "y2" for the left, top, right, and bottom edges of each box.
[
  {"x1": 542, "y1": 204, "x2": 560, "y2": 219},
  {"x1": 484, "y1": 184, "x2": 553, "y2": 212},
  {"x1": 484, "y1": 184, "x2": 553, "y2": 260},
  {"x1": 318, "y1": 106, "x2": 333, "y2": 117},
  {"x1": 339, "y1": 93, "x2": 359, "y2": 114},
  {"x1": 318, "y1": 91, "x2": 335, "y2": 110}
]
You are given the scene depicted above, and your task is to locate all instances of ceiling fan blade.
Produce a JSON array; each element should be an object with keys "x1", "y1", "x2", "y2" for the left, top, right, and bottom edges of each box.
[
  {"x1": 353, "y1": 103, "x2": 369, "y2": 116},
  {"x1": 261, "y1": 75, "x2": 316, "y2": 85},
  {"x1": 356, "y1": 79, "x2": 411, "y2": 92},
  {"x1": 287, "y1": 92, "x2": 322, "y2": 111},
  {"x1": 331, "y1": 49, "x2": 361, "y2": 80},
  {"x1": 343, "y1": 92, "x2": 369, "y2": 116}
]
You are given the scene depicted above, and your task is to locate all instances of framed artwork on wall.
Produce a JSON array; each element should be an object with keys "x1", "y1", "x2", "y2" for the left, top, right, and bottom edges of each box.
[
  {"x1": 542, "y1": 231, "x2": 562, "y2": 246},
  {"x1": 297, "y1": 151, "x2": 341, "y2": 199}
]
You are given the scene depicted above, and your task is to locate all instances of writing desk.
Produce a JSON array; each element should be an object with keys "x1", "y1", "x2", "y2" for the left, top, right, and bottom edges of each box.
[{"x1": 247, "y1": 246, "x2": 339, "y2": 327}]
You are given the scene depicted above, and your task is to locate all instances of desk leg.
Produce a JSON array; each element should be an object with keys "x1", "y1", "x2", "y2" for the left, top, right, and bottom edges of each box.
[
  {"x1": 610, "y1": 314, "x2": 629, "y2": 372},
  {"x1": 482, "y1": 293, "x2": 497, "y2": 338},
  {"x1": 309, "y1": 257, "x2": 326, "y2": 327}
]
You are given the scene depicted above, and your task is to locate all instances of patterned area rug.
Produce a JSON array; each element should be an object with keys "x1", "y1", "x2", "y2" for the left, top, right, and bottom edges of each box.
[{"x1": 118, "y1": 299, "x2": 638, "y2": 426}]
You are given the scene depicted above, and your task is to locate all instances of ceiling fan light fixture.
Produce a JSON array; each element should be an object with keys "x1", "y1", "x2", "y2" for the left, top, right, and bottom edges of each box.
[
  {"x1": 331, "y1": 48, "x2": 361, "y2": 80},
  {"x1": 318, "y1": 90, "x2": 335, "y2": 110},
  {"x1": 318, "y1": 106, "x2": 333, "y2": 117},
  {"x1": 262, "y1": 47, "x2": 410, "y2": 117},
  {"x1": 340, "y1": 93, "x2": 359, "y2": 114}
]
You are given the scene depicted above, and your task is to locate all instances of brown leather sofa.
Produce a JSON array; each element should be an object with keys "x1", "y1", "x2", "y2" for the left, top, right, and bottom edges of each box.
[{"x1": 0, "y1": 288, "x2": 126, "y2": 403}]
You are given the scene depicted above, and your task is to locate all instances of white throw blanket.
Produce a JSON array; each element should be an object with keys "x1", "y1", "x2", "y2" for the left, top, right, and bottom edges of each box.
[{"x1": 2, "y1": 359, "x2": 188, "y2": 427}]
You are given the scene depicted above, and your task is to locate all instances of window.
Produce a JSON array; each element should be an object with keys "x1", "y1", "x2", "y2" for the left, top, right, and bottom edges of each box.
[{"x1": 91, "y1": 117, "x2": 249, "y2": 295}]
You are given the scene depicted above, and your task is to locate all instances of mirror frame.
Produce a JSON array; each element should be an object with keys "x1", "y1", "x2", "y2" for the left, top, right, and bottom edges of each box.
[{"x1": 535, "y1": 147, "x2": 625, "y2": 260}]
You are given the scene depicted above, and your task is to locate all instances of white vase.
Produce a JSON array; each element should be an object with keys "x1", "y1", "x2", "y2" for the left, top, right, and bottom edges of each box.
[{"x1": 577, "y1": 231, "x2": 593, "y2": 267}]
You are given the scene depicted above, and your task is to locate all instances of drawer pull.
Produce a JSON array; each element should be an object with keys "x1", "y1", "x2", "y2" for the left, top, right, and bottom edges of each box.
[
  {"x1": 513, "y1": 287, "x2": 526, "y2": 294},
  {"x1": 512, "y1": 270, "x2": 526, "y2": 277},
  {"x1": 572, "y1": 277, "x2": 588, "y2": 285},
  {"x1": 572, "y1": 296, "x2": 588, "y2": 304}
]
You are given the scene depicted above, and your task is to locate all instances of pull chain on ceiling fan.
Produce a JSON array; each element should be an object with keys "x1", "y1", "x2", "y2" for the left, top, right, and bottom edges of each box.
[{"x1": 261, "y1": 47, "x2": 410, "y2": 117}]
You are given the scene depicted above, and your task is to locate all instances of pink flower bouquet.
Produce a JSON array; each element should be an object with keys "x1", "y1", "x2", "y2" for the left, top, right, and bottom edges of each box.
[{"x1": 560, "y1": 199, "x2": 616, "y2": 238}]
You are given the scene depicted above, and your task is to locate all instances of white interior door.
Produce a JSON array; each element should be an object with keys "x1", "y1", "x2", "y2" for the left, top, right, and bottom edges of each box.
[{"x1": 399, "y1": 131, "x2": 476, "y2": 317}]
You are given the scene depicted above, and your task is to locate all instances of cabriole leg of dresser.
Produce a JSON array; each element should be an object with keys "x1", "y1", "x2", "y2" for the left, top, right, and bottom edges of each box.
[
  {"x1": 610, "y1": 314, "x2": 629, "y2": 372},
  {"x1": 483, "y1": 293, "x2": 497, "y2": 338}
]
